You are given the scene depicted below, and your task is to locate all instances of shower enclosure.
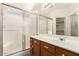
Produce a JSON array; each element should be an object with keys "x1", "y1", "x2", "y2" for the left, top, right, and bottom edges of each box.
[
  {"x1": 0, "y1": 4, "x2": 26, "y2": 56},
  {"x1": 3, "y1": 4, "x2": 24, "y2": 56}
]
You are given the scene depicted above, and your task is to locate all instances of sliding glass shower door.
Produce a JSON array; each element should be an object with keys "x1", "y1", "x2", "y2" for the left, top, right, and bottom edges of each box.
[{"x1": 3, "y1": 5, "x2": 24, "y2": 55}]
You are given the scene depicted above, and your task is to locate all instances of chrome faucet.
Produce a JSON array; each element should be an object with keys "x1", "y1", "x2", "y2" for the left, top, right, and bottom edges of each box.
[{"x1": 60, "y1": 37, "x2": 66, "y2": 41}]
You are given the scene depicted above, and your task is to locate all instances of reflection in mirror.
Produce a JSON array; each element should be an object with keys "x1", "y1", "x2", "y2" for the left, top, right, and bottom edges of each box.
[
  {"x1": 70, "y1": 13, "x2": 78, "y2": 36},
  {"x1": 56, "y1": 17, "x2": 65, "y2": 35},
  {"x1": 38, "y1": 16, "x2": 48, "y2": 34},
  {"x1": 48, "y1": 19, "x2": 53, "y2": 34}
]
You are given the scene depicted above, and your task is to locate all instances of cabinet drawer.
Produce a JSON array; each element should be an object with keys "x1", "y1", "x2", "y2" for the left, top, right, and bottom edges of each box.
[
  {"x1": 56, "y1": 47, "x2": 64, "y2": 56},
  {"x1": 41, "y1": 41, "x2": 55, "y2": 54},
  {"x1": 33, "y1": 39, "x2": 40, "y2": 46}
]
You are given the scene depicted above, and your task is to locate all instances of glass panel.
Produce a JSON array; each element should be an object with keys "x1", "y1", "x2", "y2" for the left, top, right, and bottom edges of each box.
[
  {"x1": 24, "y1": 13, "x2": 36, "y2": 49},
  {"x1": 3, "y1": 5, "x2": 23, "y2": 55},
  {"x1": 3, "y1": 31, "x2": 23, "y2": 55},
  {"x1": 70, "y1": 14, "x2": 78, "y2": 36},
  {"x1": 48, "y1": 19, "x2": 53, "y2": 34},
  {"x1": 39, "y1": 16, "x2": 48, "y2": 34}
]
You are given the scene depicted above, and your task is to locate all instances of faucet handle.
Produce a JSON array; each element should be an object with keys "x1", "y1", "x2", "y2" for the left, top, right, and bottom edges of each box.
[
  {"x1": 60, "y1": 37, "x2": 66, "y2": 41},
  {"x1": 60, "y1": 38, "x2": 64, "y2": 41}
]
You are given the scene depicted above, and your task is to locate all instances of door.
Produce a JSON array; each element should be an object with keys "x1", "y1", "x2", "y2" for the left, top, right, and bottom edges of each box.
[{"x1": 3, "y1": 5, "x2": 24, "y2": 55}]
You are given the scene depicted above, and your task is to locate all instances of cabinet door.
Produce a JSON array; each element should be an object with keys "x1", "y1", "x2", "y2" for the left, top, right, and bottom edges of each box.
[
  {"x1": 41, "y1": 47, "x2": 53, "y2": 56},
  {"x1": 30, "y1": 38, "x2": 33, "y2": 55},
  {"x1": 56, "y1": 47, "x2": 78, "y2": 56},
  {"x1": 56, "y1": 47, "x2": 64, "y2": 56},
  {"x1": 30, "y1": 38, "x2": 41, "y2": 56},
  {"x1": 63, "y1": 50, "x2": 78, "y2": 56},
  {"x1": 32, "y1": 44, "x2": 40, "y2": 56}
]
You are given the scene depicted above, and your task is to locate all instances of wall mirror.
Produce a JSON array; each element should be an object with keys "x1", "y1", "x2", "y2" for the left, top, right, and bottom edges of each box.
[{"x1": 37, "y1": 14, "x2": 79, "y2": 37}]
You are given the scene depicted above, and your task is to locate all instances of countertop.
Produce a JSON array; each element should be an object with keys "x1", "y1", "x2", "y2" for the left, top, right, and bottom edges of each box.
[{"x1": 31, "y1": 34, "x2": 79, "y2": 54}]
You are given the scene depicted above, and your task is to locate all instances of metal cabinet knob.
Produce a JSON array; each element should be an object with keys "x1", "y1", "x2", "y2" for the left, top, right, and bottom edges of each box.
[{"x1": 44, "y1": 46, "x2": 49, "y2": 49}]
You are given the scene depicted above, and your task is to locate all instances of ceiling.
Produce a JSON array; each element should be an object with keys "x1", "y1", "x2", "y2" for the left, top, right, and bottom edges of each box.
[
  {"x1": 7, "y1": 3, "x2": 71, "y2": 12},
  {"x1": 6, "y1": 3, "x2": 79, "y2": 16}
]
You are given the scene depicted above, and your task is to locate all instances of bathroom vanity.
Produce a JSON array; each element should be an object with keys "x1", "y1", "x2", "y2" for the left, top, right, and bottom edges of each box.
[{"x1": 30, "y1": 34, "x2": 79, "y2": 56}]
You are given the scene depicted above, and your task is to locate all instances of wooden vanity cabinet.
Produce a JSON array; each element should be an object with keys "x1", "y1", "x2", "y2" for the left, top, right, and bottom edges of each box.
[
  {"x1": 30, "y1": 37, "x2": 79, "y2": 56},
  {"x1": 30, "y1": 38, "x2": 41, "y2": 56}
]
